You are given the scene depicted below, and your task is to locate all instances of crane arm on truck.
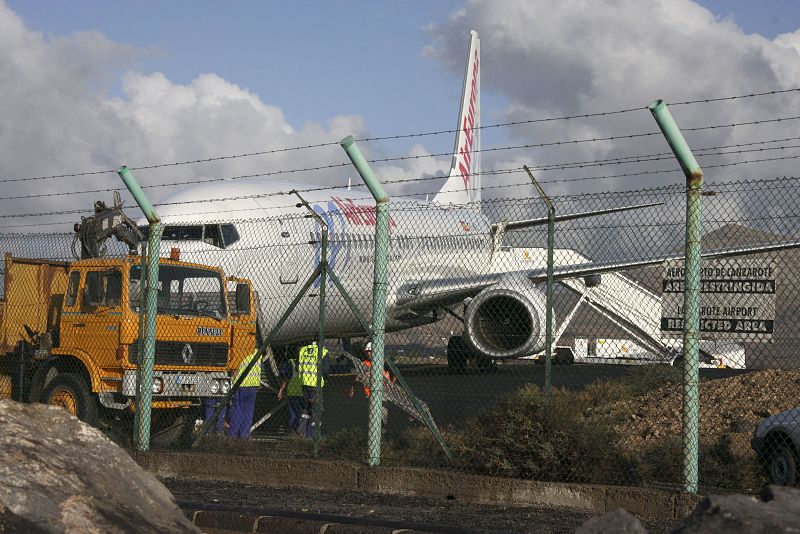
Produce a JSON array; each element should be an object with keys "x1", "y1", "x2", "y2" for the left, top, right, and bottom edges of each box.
[{"x1": 73, "y1": 191, "x2": 143, "y2": 259}]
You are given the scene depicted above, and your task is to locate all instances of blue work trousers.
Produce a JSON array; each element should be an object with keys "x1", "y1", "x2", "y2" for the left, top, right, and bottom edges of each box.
[
  {"x1": 227, "y1": 387, "x2": 258, "y2": 439},
  {"x1": 287, "y1": 395, "x2": 305, "y2": 433},
  {"x1": 203, "y1": 397, "x2": 227, "y2": 433}
]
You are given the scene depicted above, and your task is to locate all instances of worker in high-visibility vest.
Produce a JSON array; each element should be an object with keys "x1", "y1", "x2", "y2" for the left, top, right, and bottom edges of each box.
[
  {"x1": 349, "y1": 342, "x2": 392, "y2": 425},
  {"x1": 226, "y1": 348, "x2": 262, "y2": 439},
  {"x1": 277, "y1": 347, "x2": 305, "y2": 434},
  {"x1": 296, "y1": 341, "x2": 329, "y2": 439}
]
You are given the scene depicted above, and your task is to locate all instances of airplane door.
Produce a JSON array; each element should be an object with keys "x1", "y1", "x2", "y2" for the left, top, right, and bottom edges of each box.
[{"x1": 276, "y1": 217, "x2": 314, "y2": 286}]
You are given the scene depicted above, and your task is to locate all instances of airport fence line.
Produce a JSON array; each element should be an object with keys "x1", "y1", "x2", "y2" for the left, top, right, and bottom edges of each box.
[{"x1": 0, "y1": 176, "x2": 799, "y2": 491}]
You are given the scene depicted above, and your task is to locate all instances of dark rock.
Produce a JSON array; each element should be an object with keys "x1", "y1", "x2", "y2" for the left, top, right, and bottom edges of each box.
[
  {"x1": 0, "y1": 400, "x2": 198, "y2": 533},
  {"x1": 575, "y1": 508, "x2": 647, "y2": 534},
  {"x1": 672, "y1": 485, "x2": 800, "y2": 533},
  {"x1": 0, "y1": 501, "x2": 49, "y2": 533}
]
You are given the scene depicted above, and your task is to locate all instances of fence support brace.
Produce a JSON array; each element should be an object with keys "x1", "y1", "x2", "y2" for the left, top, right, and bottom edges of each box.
[
  {"x1": 524, "y1": 166, "x2": 555, "y2": 400},
  {"x1": 649, "y1": 100, "x2": 704, "y2": 494},
  {"x1": 117, "y1": 165, "x2": 162, "y2": 452}
]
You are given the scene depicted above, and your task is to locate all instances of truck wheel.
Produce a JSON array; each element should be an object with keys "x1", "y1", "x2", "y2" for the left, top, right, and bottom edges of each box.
[
  {"x1": 41, "y1": 373, "x2": 98, "y2": 426},
  {"x1": 769, "y1": 443, "x2": 798, "y2": 486},
  {"x1": 150, "y1": 409, "x2": 197, "y2": 449},
  {"x1": 447, "y1": 336, "x2": 470, "y2": 373},
  {"x1": 0, "y1": 374, "x2": 11, "y2": 399}
]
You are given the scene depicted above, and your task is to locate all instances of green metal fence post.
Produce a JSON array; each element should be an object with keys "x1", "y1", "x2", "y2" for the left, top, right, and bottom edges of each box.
[
  {"x1": 524, "y1": 166, "x2": 555, "y2": 400},
  {"x1": 132, "y1": 242, "x2": 147, "y2": 447},
  {"x1": 340, "y1": 135, "x2": 390, "y2": 467},
  {"x1": 648, "y1": 100, "x2": 704, "y2": 494},
  {"x1": 117, "y1": 165, "x2": 161, "y2": 452}
]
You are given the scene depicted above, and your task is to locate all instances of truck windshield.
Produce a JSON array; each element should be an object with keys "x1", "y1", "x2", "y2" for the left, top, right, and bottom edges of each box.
[{"x1": 129, "y1": 265, "x2": 226, "y2": 319}]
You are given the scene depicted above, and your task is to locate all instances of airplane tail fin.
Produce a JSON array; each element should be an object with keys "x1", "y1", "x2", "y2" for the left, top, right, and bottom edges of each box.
[{"x1": 433, "y1": 30, "x2": 481, "y2": 206}]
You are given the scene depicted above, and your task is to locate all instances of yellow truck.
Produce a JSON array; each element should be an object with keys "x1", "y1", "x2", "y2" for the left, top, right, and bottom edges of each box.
[{"x1": 0, "y1": 252, "x2": 257, "y2": 444}]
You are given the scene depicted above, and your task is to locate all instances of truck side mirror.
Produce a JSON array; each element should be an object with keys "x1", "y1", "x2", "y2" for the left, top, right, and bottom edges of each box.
[{"x1": 235, "y1": 283, "x2": 251, "y2": 315}]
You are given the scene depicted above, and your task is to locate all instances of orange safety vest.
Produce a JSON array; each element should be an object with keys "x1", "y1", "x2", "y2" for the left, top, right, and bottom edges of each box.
[{"x1": 362, "y1": 359, "x2": 393, "y2": 398}]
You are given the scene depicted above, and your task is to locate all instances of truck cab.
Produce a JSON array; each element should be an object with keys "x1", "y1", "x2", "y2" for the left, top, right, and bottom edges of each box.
[{"x1": 0, "y1": 253, "x2": 256, "y2": 443}]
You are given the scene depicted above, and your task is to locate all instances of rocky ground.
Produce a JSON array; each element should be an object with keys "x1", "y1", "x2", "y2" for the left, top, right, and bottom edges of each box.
[
  {"x1": 593, "y1": 369, "x2": 800, "y2": 452},
  {"x1": 573, "y1": 369, "x2": 800, "y2": 490}
]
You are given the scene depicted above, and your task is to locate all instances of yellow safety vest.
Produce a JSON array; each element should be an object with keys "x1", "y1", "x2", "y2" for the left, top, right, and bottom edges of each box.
[
  {"x1": 286, "y1": 359, "x2": 303, "y2": 397},
  {"x1": 298, "y1": 343, "x2": 328, "y2": 388},
  {"x1": 235, "y1": 349, "x2": 262, "y2": 387}
]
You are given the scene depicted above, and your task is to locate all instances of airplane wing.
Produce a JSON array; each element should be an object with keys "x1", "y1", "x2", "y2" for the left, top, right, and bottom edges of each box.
[
  {"x1": 395, "y1": 239, "x2": 800, "y2": 311},
  {"x1": 489, "y1": 202, "x2": 664, "y2": 233}
]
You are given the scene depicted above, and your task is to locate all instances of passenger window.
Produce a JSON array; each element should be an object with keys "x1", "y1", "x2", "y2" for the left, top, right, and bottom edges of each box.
[{"x1": 66, "y1": 271, "x2": 81, "y2": 307}]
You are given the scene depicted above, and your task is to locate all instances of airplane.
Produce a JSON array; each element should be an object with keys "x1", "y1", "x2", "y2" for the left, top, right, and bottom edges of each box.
[{"x1": 147, "y1": 30, "x2": 800, "y2": 371}]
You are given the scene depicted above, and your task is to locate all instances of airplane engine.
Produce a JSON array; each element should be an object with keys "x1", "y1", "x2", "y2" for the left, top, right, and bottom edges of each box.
[{"x1": 463, "y1": 275, "x2": 547, "y2": 360}]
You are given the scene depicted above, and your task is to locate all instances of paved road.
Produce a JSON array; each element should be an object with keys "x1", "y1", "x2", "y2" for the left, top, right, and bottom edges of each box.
[
  {"x1": 252, "y1": 362, "x2": 748, "y2": 436},
  {"x1": 164, "y1": 478, "x2": 675, "y2": 534}
]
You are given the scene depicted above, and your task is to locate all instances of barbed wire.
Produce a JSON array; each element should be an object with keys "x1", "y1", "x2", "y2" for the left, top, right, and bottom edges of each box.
[
  {"x1": 2, "y1": 132, "x2": 797, "y2": 203},
  {"x1": 4, "y1": 109, "x2": 800, "y2": 204},
  {"x1": 2, "y1": 84, "x2": 799, "y2": 185},
  {"x1": 4, "y1": 166, "x2": 800, "y2": 226}
]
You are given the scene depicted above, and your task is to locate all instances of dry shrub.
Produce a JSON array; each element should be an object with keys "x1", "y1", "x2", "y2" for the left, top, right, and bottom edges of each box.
[
  {"x1": 573, "y1": 380, "x2": 632, "y2": 412},
  {"x1": 635, "y1": 434, "x2": 764, "y2": 490},
  {"x1": 318, "y1": 426, "x2": 366, "y2": 461},
  {"x1": 383, "y1": 426, "x2": 459, "y2": 469},
  {"x1": 453, "y1": 385, "x2": 639, "y2": 485},
  {"x1": 613, "y1": 364, "x2": 684, "y2": 397}
]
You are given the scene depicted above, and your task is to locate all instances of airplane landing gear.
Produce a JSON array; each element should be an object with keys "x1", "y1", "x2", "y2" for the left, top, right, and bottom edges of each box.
[
  {"x1": 446, "y1": 336, "x2": 497, "y2": 373},
  {"x1": 446, "y1": 336, "x2": 469, "y2": 373}
]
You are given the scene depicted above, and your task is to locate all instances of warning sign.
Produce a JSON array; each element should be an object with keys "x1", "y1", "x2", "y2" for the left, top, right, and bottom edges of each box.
[{"x1": 660, "y1": 258, "x2": 776, "y2": 341}]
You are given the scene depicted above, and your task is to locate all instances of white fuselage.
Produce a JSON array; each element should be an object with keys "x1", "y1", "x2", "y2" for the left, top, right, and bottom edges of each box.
[{"x1": 154, "y1": 179, "x2": 491, "y2": 342}]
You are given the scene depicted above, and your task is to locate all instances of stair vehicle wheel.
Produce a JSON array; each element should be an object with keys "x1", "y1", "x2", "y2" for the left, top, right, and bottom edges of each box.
[
  {"x1": 41, "y1": 373, "x2": 98, "y2": 425},
  {"x1": 554, "y1": 347, "x2": 575, "y2": 365}
]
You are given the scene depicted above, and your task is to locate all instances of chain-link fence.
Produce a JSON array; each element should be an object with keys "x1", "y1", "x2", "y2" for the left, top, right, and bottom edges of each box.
[{"x1": 1, "y1": 176, "x2": 799, "y2": 492}]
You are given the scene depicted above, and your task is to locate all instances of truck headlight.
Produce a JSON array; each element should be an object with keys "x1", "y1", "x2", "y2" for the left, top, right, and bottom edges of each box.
[
  {"x1": 210, "y1": 379, "x2": 221, "y2": 394},
  {"x1": 220, "y1": 379, "x2": 231, "y2": 394},
  {"x1": 152, "y1": 377, "x2": 164, "y2": 395}
]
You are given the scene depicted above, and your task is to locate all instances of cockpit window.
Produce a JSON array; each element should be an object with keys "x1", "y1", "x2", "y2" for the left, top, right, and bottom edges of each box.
[
  {"x1": 221, "y1": 224, "x2": 240, "y2": 248},
  {"x1": 163, "y1": 225, "x2": 202, "y2": 241},
  {"x1": 204, "y1": 224, "x2": 222, "y2": 247},
  {"x1": 158, "y1": 223, "x2": 239, "y2": 249}
]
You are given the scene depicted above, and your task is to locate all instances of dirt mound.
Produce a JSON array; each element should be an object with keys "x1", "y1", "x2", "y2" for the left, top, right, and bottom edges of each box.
[{"x1": 590, "y1": 370, "x2": 800, "y2": 454}]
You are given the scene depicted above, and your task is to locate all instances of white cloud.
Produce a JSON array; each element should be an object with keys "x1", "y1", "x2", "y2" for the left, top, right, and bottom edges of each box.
[
  {"x1": 0, "y1": 1, "x2": 367, "y2": 232},
  {"x1": 427, "y1": 0, "x2": 800, "y2": 201},
  {"x1": 4, "y1": 0, "x2": 800, "y2": 244}
]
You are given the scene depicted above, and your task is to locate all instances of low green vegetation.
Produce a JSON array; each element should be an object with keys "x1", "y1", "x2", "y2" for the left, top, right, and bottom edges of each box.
[{"x1": 308, "y1": 365, "x2": 764, "y2": 491}]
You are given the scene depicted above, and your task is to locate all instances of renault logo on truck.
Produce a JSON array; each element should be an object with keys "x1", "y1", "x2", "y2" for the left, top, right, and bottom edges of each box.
[{"x1": 181, "y1": 344, "x2": 194, "y2": 364}]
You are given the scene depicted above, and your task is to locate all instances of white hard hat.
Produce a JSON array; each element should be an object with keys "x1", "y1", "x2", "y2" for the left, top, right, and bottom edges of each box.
[{"x1": 364, "y1": 342, "x2": 373, "y2": 351}]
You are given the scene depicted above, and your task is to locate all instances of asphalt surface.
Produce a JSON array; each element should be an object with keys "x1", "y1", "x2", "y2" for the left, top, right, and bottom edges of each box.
[{"x1": 164, "y1": 477, "x2": 676, "y2": 533}]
